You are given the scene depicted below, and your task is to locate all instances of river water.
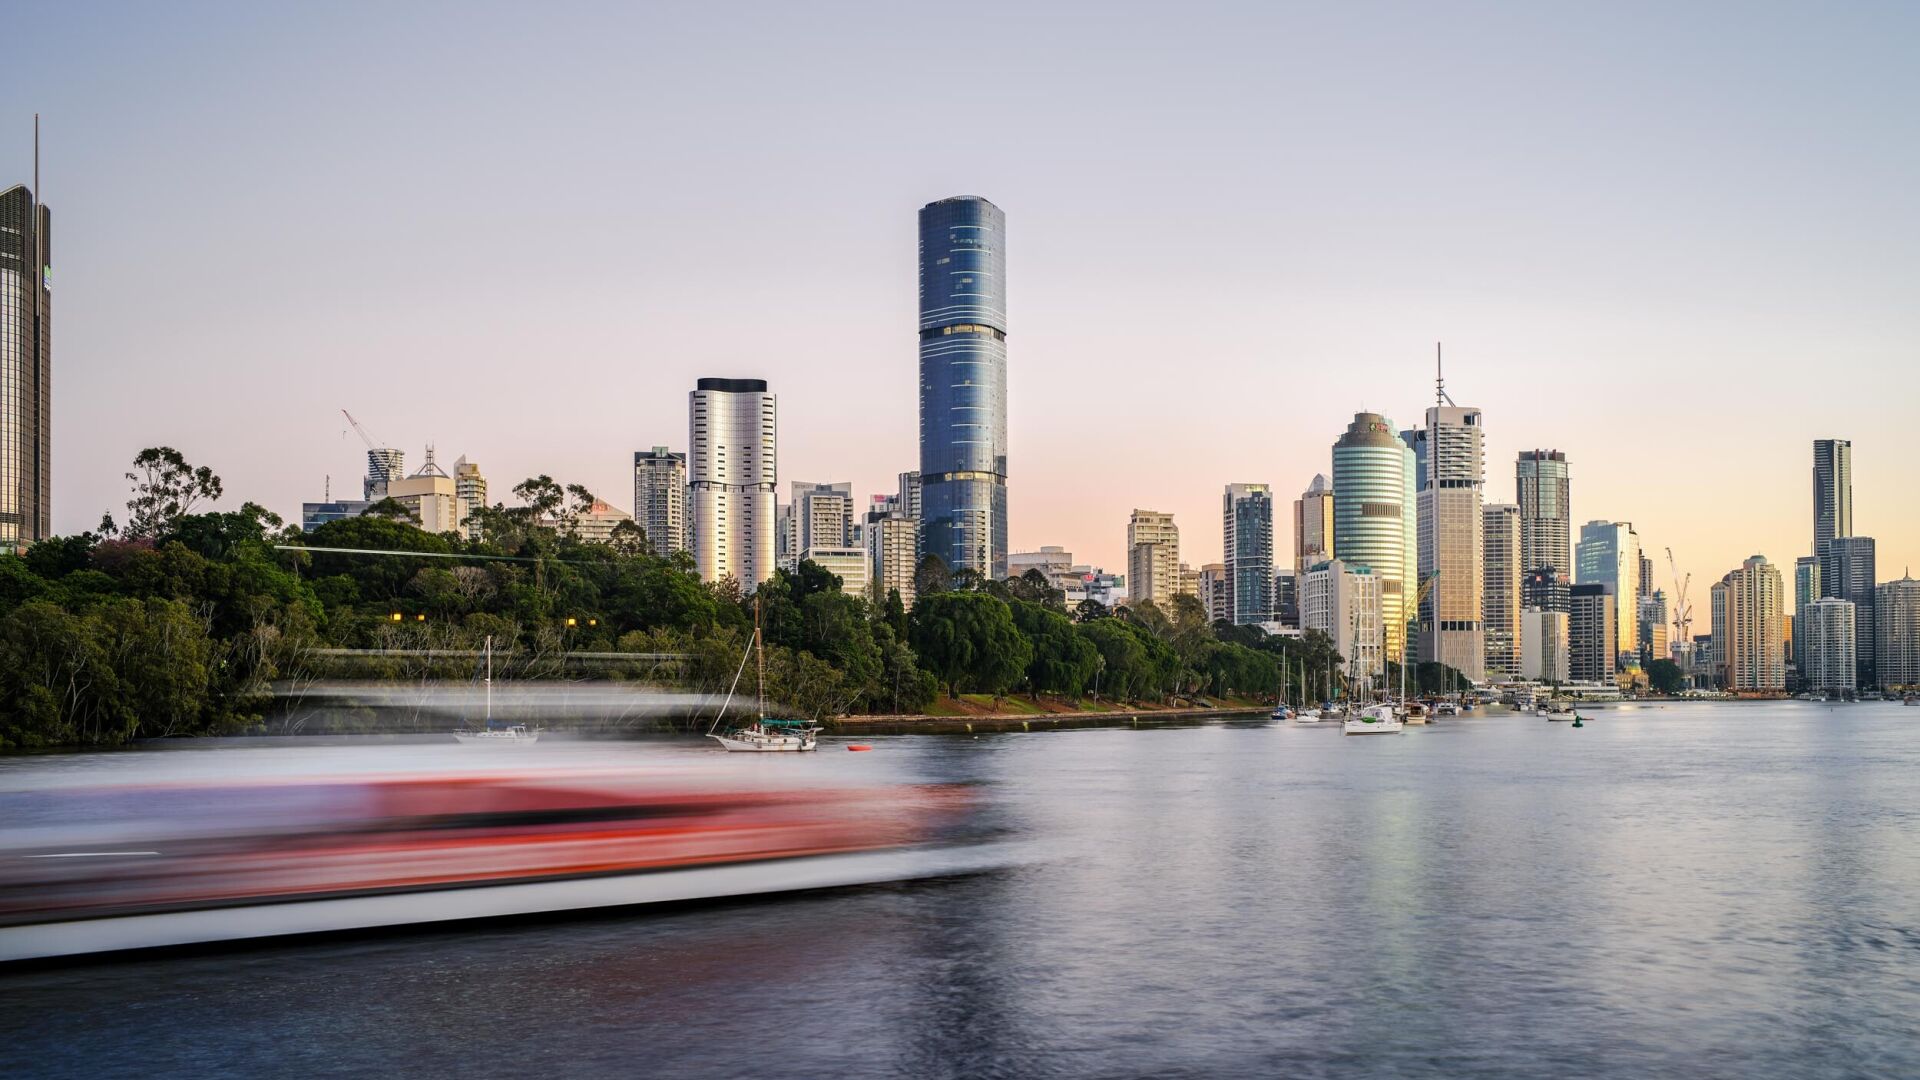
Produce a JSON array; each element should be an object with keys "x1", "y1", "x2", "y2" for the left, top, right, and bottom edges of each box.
[{"x1": 4, "y1": 701, "x2": 1919, "y2": 1079}]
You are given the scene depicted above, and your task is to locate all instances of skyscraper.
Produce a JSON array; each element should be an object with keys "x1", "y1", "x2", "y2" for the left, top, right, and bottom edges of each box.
[
  {"x1": 1812, "y1": 438, "x2": 1852, "y2": 558},
  {"x1": 1301, "y1": 558, "x2": 1385, "y2": 686},
  {"x1": 1577, "y1": 521, "x2": 1641, "y2": 669},
  {"x1": 1793, "y1": 555, "x2": 1821, "y2": 680},
  {"x1": 1483, "y1": 503, "x2": 1522, "y2": 681},
  {"x1": 1332, "y1": 413, "x2": 1415, "y2": 664},
  {"x1": 865, "y1": 501, "x2": 919, "y2": 609},
  {"x1": 1223, "y1": 483, "x2": 1274, "y2": 624},
  {"x1": 1637, "y1": 591, "x2": 1669, "y2": 668},
  {"x1": 689, "y1": 377, "x2": 777, "y2": 589},
  {"x1": 1293, "y1": 474, "x2": 1334, "y2": 581},
  {"x1": 1569, "y1": 583, "x2": 1617, "y2": 684},
  {"x1": 1876, "y1": 574, "x2": 1920, "y2": 691},
  {"x1": 452, "y1": 456, "x2": 487, "y2": 541},
  {"x1": 1715, "y1": 555, "x2": 1785, "y2": 692},
  {"x1": 1522, "y1": 609, "x2": 1571, "y2": 684},
  {"x1": 1516, "y1": 450, "x2": 1571, "y2": 611},
  {"x1": 1821, "y1": 535, "x2": 1877, "y2": 688},
  {"x1": 0, "y1": 176, "x2": 51, "y2": 552},
  {"x1": 1802, "y1": 598, "x2": 1857, "y2": 695},
  {"x1": 363, "y1": 447, "x2": 404, "y2": 501},
  {"x1": 789, "y1": 482, "x2": 855, "y2": 553},
  {"x1": 1127, "y1": 509, "x2": 1180, "y2": 607},
  {"x1": 1405, "y1": 388, "x2": 1485, "y2": 681},
  {"x1": 632, "y1": 447, "x2": 689, "y2": 556},
  {"x1": 918, "y1": 196, "x2": 1008, "y2": 579},
  {"x1": 1198, "y1": 563, "x2": 1230, "y2": 625}
]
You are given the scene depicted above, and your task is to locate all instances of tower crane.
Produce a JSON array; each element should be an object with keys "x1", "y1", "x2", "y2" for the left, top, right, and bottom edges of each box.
[
  {"x1": 1666, "y1": 547, "x2": 1693, "y2": 652},
  {"x1": 341, "y1": 409, "x2": 383, "y2": 452}
]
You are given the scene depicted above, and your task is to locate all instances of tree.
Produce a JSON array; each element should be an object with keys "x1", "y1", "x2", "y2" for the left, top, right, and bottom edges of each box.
[
  {"x1": 1010, "y1": 599, "x2": 1099, "y2": 696},
  {"x1": 913, "y1": 553, "x2": 952, "y2": 599},
  {"x1": 1073, "y1": 598, "x2": 1110, "y2": 623},
  {"x1": 908, "y1": 592, "x2": 1031, "y2": 696},
  {"x1": 121, "y1": 447, "x2": 224, "y2": 540},
  {"x1": 1646, "y1": 658, "x2": 1685, "y2": 695}
]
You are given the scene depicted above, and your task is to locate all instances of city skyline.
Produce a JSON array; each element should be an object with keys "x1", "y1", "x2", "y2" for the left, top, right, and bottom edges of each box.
[{"x1": 5, "y1": 4, "x2": 1917, "y2": 597}]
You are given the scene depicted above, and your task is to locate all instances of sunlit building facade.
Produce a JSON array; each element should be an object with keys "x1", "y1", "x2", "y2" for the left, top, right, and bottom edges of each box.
[
  {"x1": 1876, "y1": 574, "x2": 1920, "y2": 691},
  {"x1": 918, "y1": 196, "x2": 1008, "y2": 579},
  {"x1": 1522, "y1": 608, "x2": 1571, "y2": 684},
  {"x1": 1802, "y1": 598, "x2": 1857, "y2": 694},
  {"x1": 690, "y1": 377, "x2": 778, "y2": 590},
  {"x1": 1127, "y1": 509, "x2": 1180, "y2": 607},
  {"x1": 0, "y1": 184, "x2": 51, "y2": 551},
  {"x1": 1516, "y1": 450, "x2": 1570, "y2": 612},
  {"x1": 1301, "y1": 558, "x2": 1384, "y2": 687},
  {"x1": 1483, "y1": 503, "x2": 1522, "y2": 681},
  {"x1": 1577, "y1": 520, "x2": 1641, "y2": 669},
  {"x1": 1293, "y1": 474, "x2": 1334, "y2": 582},
  {"x1": 1405, "y1": 405, "x2": 1485, "y2": 681},
  {"x1": 1716, "y1": 555, "x2": 1785, "y2": 692},
  {"x1": 1332, "y1": 413, "x2": 1415, "y2": 664},
  {"x1": 1812, "y1": 438, "x2": 1852, "y2": 558},
  {"x1": 633, "y1": 447, "x2": 689, "y2": 556}
]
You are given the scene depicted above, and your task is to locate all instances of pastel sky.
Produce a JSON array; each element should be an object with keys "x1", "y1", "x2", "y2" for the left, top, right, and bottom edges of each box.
[{"x1": 6, "y1": 2, "x2": 1917, "y2": 601}]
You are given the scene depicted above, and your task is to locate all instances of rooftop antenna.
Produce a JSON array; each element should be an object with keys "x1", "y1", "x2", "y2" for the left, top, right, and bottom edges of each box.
[{"x1": 1435, "y1": 341, "x2": 1455, "y2": 407}]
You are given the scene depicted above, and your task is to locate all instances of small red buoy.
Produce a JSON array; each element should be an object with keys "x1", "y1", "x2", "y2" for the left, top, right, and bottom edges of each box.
[{"x1": 847, "y1": 744, "x2": 873, "y2": 752}]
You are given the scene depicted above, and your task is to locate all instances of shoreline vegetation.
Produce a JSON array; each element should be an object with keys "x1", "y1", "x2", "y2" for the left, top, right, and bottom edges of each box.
[{"x1": 8, "y1": 449, "x2": 1478, "y2": 751}]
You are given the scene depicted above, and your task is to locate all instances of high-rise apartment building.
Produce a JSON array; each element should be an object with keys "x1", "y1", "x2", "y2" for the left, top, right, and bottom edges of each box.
[
  {"x1": 1405, "y1": 399, "x2": 1485, "y2": 681},
  {"x1": 1301, "y1": 558, "x2": 1385, "y2": 687},
  {"x1": 1801, "y1": 598, "x2": 1857, "y2": 694},
  {"x1": 1521, "y1": 609, "x2": 1571, "y2": 684},
  {"x1": 1332, "y1": 413, "x2": 1416, "y2": 664},
  {"x1": 1223, "y1": 483, "x2": 1274, "y2": 624},
  {"x1": 1793, "y1": 555, "x2": 1821, "y2": 679},
  {"x1": 1516, "y1": 450, "x2": 1571, "y2": 611},
  {"x1": 789, "y1": 482, "x2": 855, "y2": 554},
  {"x1": 1876, "y1": 574, "x2": 1920, "y2": 691},
  {"x1": 0, "y1": 181, "x2": 51, "y2": 551},
  {"x1": 689, "y1": 377, "x2": 777, "y2": 589},
  {"x1": 632, "y1": 447, "x2": 689, "y2": 556},
  {"x1": 1198, "y1": 563, "x2": 1230, "y2": 625},
  {"x1": 918, "y1": 196, "x2": 1008, "y2": 579},
  {"x1": 1715, "y1": 555, "x2": 1786, "y2": 693},
  {"x1": 1577, "y1": 521, "x2": 1641, "y2": 669},
  {"x1": 1293, "y1": 474, "x2": 1334, "y2": 581},
  {"x1": 865, "y1": 505, "x2": 919, "y2": 609},
  {"x1": 1127, "y1": 509, "x2": 1181, "y2": 607},
  {"x1": 1820, "y1": 535, "x2": 1877, "y2": 689},
  {"x1": 1569, "y1": 583, "x2": 1617, "y2": 684},
  {"x1": 1812, "y1": 438, "x2": 1852, "y2": 558},
  {"x1": 897, "y1": 471, "x2": 922, "y2": 522},
  {"x1": 1275, "y1": 571, "x2": 1298, "y2": 628},
  {"x1": 1637, "y1": 591, "x2": 1669, "y2": 667},
  {"x1": 1483, "y1": 503, "x2": 1522, "y2": 681}
]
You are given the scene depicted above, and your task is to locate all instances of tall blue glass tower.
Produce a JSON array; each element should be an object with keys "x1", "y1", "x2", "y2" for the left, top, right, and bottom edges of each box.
[{"x1": 918, "y1": 196, "x2": 1008, "y2": 579}]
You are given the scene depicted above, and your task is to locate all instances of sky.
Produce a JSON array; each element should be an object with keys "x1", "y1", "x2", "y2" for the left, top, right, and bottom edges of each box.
[{"x1": 6, "y1": 1, "x2": 1918, "y2": 605}]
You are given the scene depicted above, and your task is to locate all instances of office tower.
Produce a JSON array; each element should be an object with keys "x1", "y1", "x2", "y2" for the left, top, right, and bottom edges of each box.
[
  {"x1": 387, "y1": 448, "x2": 464, "y2": 535},
  {"x1": 1516, "y1": 450, "x2": 1571, "y2": 612},
  {"x1": 1793, "y1": 555, "x2": 1821, "y2": 679},
  {"x1": 1637, "y1": 591, "x2": 1669, "y2": 667},
  {"x1": 1126, "y1": 510, "x2": 1180, "y2": 607},
  {"x1": 632, "y1": 447, "x2": 689, "y2": 556},
  {"x1": 1637, "y1": 552, "x2": 1654, "y2": 599},
  {"x1": 1301, "y1": 559, "x2": 1385, "y2": 686},
  {"x1": 1577, "y1": 521, "x2": 1641, "y2": 668},
  {"x1": 1569, "y1": 583, "x2": 1617, "y2": 684},
  {"x1": 1802, "y1": 598, "x2": 1857, "y2": 694},
  {"x1": 1714, "y1": 555, "x2": 1786, "y2": 692},
  {"x1": 1521, "y1": 609, "x2": 1571, "y2": 684},
  {"x1": 0, "y1": 176, "x2": 51, "y2": 550},
  {"x1": 1483, "y1": 503, "x2": 1522, "y2": 681},
  {"x1": 1820, "y1": 535, "x2": 1877, "y2": 688},
  {"x1": 918, "y1": 196, "x2": 1008, "y2": 579},
  {"x1": 1522, "y1": 566, "x2": 1569, "y2": 613},
  {"x1": 1223, "y1": 483, "x2": 1274, "y2": 624},
  {"x1": 1876, "y1": 574, "x2": 1920, "y2": 690},
  {"x1": 1332, "y1": 413, "x2": 1416, "y2": 664},
  {"x1": 1812, "y1": 439, "x2": 1852, "y2": 558},
  {"x1": 363, "y1": 447, "x2": 405, "y2": 501},
  {"x1": 1198, "y1": 564, "x2": 1230, "y2": 625},
  {"x1": 689, "y1": 377, "x2": 777, "y2": 589},
  {"x1": 1275, "y1": 570, "x2": 1298, "y2": 628},
  {"x1": 897, "y1": 471, "x2": 922, "y2": 522},
  {"x1": 1293, "y1": 474, "x2": 1335, "y2": 581},
  {"x1": 1405, "y1": 385, "x2": 1486, "y2": 680},
  {"x1": 865, "y1": 505, "x2": 919, "y2": 609}
]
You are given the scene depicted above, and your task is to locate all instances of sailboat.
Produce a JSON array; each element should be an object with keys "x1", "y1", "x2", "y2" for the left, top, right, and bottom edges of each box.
[
  {"x1": 707, "y1": 601, "x2": 821, "y2": 752},
  {"x1": 454, "y1": 636, "x2": 540, "y2": 744}
]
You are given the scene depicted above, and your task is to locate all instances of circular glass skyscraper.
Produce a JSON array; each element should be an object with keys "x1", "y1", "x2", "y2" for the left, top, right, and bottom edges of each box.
[{"x1": 917, "y1": 196, "x2": 1008, "y2": 580}]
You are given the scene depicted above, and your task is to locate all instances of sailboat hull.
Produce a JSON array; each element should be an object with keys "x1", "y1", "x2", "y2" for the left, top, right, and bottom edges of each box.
[{"x1": 708, "y1": 732, "x2": 817, "y2": 752}]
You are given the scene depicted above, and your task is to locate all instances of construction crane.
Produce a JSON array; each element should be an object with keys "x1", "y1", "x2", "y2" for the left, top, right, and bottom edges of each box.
[
  {"x1": 1666, "y1": 547, "x2": 1693, "y2": 650},
  {"x1": 341, "y1": 409, "x2": 382, "y2": 452}
]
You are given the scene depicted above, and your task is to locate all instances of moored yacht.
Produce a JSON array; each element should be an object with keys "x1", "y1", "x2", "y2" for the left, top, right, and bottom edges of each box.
[{"x1": 1344, "y1": 703, "x2": 1403, "y2": 735}]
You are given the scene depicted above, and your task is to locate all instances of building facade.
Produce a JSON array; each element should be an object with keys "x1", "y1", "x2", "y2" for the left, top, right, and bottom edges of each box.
[
  {"x1": 386, "y1": 449, "x2": 464, "y2": 536},
  {"x1": 1577, "y1": 520, "x2": 1641, "y2": 669},
  {"x1": 1301, "y1": 558, "x2": 1385, "y2": 687},
  {"x1": 1127, "y1": 509, "x2": 1181, "y2": 608},
  {"x1": 1637, "y1": 591, "x2": 1669, "y2": 668},
  {"x1": 1716, "y1": 555, "x2": 1786, "y2": 692},
  {"x1": 0, "y1": 184, "x2": 51, "y2": 551},
  {"x1": 1515, "y1": 450, "x2": 1571, "y2": 612},
  {"x1": 452, "y1": 457, "x2": 487, "y2": 537},
  {"x1": 1332, "y1": 413, "x2": 1415, "y2": 664},
  {"x1": 1198, "y1": 563, "x2": 1230, "y2": 625},
  {"x1": 689, "y1": 377, "x2": 777, "y2": 589},
  {"x1": 1568, "y1": 583, "x2": 1617, "y2": 684},
  {"x1": 1483, "y1": 503, "x2": 1522, "y2": 681},
  {"x1": 865, "y1": 508, "x2": 919, "y2": 609},
  {"x1": 633, "y1": 447, "x2": 689, "y2": 556},
  {"x1": 1876, "y1": 574, "x2": 1920, "y2": 691},
  {"x1": 363, "y1": 447, "x2": 404, "y2": 501},
  {"x1": 1407, "y1": 404, "x2": 1486, "y2": 681},
  {"x1": 918, "y1": 196, "x2": 1008, "y2": 579},
  {"x1": 1793, "y1": 555, "x2": 1821, "y2": 679},
  {"x1": 1812, "y1": 438, "x2": 1852, "y2": 558},
  {"x1": 1820, "y1": 535, "x2": 1877, "y2": 689},
  {"x1": 1521, "y1": 608, "x2": 1571, "y2": 684},
  {"x1": 1223, "y1": 483, "x2": 1274, "y2": 624},
  {"x1": 1293, "y1": 474, "x2": 1334, "y2": 582},
  {"x1": 1801, "y1": 598, "x2": 1857, "y2": 694}
]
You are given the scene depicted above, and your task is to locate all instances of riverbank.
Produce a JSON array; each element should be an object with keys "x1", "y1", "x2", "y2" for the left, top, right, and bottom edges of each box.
[{"x1": 831, "y1": 704, "x2": 1272, "y2": 735}]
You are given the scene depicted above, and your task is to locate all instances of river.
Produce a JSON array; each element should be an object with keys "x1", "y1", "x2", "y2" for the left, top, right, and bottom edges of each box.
[{"x1": 4, "y1": 700, "x2": 1918, "y2": 1078}]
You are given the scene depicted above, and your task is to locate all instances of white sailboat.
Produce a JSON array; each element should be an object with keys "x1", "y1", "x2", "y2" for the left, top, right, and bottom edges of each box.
[
  {"x1": 454, "y1": 636, "x2": 540, "y2": 744},
  {"x1": 707, "y1": 602, "x2": 821, "y2": 753},
  {"x1": 1344, "y1": 702, "x2": 1403, "y2": 735}
]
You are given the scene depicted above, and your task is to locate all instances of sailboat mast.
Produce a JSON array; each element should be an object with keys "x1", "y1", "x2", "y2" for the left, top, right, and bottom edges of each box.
[
  {"x1": 754, "y1": 596, "x2": 766, "y2": 720},
  {"x1": 484, "y1": 635, "x2": 492, "y2": 722}
]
